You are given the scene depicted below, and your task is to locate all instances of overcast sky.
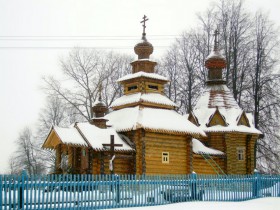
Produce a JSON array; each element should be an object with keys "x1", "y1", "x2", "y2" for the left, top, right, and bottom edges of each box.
[{"x1": 0, "y1": 0, "x2": 279, "y2": 174}]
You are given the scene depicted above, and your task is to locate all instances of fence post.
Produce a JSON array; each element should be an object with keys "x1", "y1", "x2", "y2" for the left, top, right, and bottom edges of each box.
[
  {"x1": 252, "y1": 169, "x2": 260, "y2": 198},
  {"x1": 0, "y1": 175, "x2": 2, "y2": 207},
  {"x1": 191, "y1": 171, "x2": 197, "y2": 200},
  {"x1": 18, "y1": 170, "x2": 27, "y2": 209},
  {"x1": 115, "y1": 174, "x2": 120, "y2": 203}
]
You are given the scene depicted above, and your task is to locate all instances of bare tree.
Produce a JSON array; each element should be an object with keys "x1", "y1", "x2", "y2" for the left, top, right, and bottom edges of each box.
[
  {"x1": 246, "y1": 12, "x2": 280, "y2": 173},
  {"x1": 43, "y1": 48, "x2": 132, "y2": 121},
  {"x1": 13, "y1": 127, "x2": 45, "y2": 175},
  {"x1": 159, "y1": 30, "x2": 207, "y2": 114}
]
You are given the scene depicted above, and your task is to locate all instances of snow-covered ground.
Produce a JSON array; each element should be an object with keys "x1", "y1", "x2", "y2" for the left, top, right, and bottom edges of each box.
[{"x1": 116, "y1": 198, "x2": 280, "y2": 210}]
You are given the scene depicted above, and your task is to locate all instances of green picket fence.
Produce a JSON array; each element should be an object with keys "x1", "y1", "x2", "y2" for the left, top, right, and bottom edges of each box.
[{"x1": 1, "y1": 171, "x2": 280, "y2": 209}]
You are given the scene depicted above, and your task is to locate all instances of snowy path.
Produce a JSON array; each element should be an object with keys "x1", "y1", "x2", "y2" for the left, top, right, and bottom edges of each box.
[{"x1": 115, "y1": 198, "x2": 280, "y2": 210}]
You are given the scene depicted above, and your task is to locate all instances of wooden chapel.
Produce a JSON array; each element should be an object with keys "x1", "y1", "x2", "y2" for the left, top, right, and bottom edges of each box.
[{"x1": 188, "y1": 29, "x2": 262, "y2": 174}]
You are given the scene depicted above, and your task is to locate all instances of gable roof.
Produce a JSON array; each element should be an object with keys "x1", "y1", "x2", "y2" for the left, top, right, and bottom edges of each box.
[
  {"x1": 206, "y1": 107, "x2": 228, "y2": 127},
  {"x1": 237, "y1": 110, "x2": 250, "y2": 127},
  {"x1": 42, "y1": 123, "x2": 134, "y2": 151}
]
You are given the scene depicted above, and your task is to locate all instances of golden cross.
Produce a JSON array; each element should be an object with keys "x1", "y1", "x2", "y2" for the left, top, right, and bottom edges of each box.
[{"x1": 140, "y1": 15, "x2": 149, "y2": 34}]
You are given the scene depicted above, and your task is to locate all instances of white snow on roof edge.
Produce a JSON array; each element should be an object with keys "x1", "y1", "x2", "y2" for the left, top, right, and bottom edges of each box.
[
  {"x1": 192, "y1": 138, "x2": 224, "y2": 156},
  {"x1": 117, "y1": 71, "x2": 169, "y2": 82}
]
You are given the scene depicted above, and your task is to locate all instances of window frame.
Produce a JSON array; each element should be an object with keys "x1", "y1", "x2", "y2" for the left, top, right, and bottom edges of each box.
[
  {"x1": 236, "y1": 147, "x2": 245, "y2": 161},
  {"x1": 162, "y1": 152, "x2": 169, "y2": 164}
]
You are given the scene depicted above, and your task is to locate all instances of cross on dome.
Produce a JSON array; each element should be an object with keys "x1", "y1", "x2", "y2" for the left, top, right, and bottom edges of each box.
[
  {"x1": 141, "y1": 15, "x2": 149, "y2": 34},
  {"x1": 140, "y1": 15, "x2": 149, "y2": 41},
  {"x1": 98, "y1": 83, "x2": 102, "y2": 101},
  {"x1": 213, "y1": 28, "x2": 219, "y2": 51}
]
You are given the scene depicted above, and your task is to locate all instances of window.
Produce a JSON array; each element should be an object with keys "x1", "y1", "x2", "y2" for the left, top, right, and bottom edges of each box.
[
  {"x1": 128, "y1": 85, "x2": 137, "y2": 91},
  {"x1": 237, "y1": 147, "x2": 245, "y2": 161},
  {"x1": 162, "y1": 152, "x2": 169, "y2": 163},
  {"x1": 148, "y1": 84, "x2": 158, "y2": 90}
]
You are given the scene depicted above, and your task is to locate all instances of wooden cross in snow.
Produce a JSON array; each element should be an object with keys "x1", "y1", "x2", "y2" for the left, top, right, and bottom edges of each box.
[
  {"x1": 102, "y1": 135, "x2": 123, "y2": 174},
  {"x1": 140, "y1": 15, "x2": 149, "y2": 34}
]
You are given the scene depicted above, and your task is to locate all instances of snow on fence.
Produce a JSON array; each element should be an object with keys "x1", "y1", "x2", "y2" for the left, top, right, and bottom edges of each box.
[{"x1": 1, "y1": 171, "x2": 280, "y2": 210}]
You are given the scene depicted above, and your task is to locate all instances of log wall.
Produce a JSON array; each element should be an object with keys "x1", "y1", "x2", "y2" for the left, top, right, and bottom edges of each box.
[
  {"x1": 144, "y1": 132, "x2": 191, "y2": 175},
  {"x1": 91, "y1": 151, "x2": 134, "y2": 175},
  {"x1": 225, "y1": 133, "x2": 257, "y2": 174},
  {"x1": 192, "y1": 154, "x2": 225, "y2": 174}
]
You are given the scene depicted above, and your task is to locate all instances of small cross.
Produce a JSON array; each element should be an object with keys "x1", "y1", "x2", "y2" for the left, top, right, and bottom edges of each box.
[
  {"x1": 98, "y1": 83, "x2": 102, "y2": 101},
  {"x1": 213, "y1": 28, "x2": 219, "y2": 51},
  {"x1": 140, "y1": 15, "x2": 149, "y2": 34},
  {"x1": 102, "y1": 135, "x2": 123, "y2": 173}
]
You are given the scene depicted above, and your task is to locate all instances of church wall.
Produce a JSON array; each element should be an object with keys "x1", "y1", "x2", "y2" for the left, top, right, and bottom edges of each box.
[
  {"x1": 92, "y1": 155, "x2": 100, "y2": 174},
  {"x1": 247, "y1": 134, "x2": 258, "y2": 174},
  {"x1": 91, "y1": 151, "x2": 134, "y2": 175},
  {"x1": 192, "y1": 154, "x2": 225, "y2": 174},
  {"x1": 225, "y1": 133, "x2": 249, "y2": 174},
  {"x1": 207, "y1": 132, "x2": 226, "y2": 153},
  {"x1": 144, "y1": 132, "x2": 191, "y2": 175},
  {"x1": 123, "y1": 130, "x2": 143, "y2": 174},
  {"x1": 80, "y1": 148, "x2": 89, "y2": 174}
]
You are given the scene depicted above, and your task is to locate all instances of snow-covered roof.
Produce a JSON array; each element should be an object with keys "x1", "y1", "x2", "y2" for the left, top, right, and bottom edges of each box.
[
  {"x1": 54, "y1": 126, "x2": 88, "y2": 147},
  {"x1": 195, "y1": 85, "x2": 239, "y2": 109},
  {"x1": 132, "y1": 58, "x2": 156, "y2": 62},
  {"x1": 117, "y1": 71, "x2": 169, "y2": 82},
  {"x1": 110, "y1": 93, "x2": 177, "y2": 108},
  {"x1": 192, "y1": 85, "x2": 262, "y2": 134},
  {"x1": 75, "y1": 123, "x2": 133, "y2": 151},
  {"x1": 106, "y1": 106, "x2": 206, "y2": 136},
  {"x1": 50, "y1": 123, "x2": 134, "y2": 151},
  {"x1": 205, "y1": 50, "x2": 226, "y2": 61},
  {"x1": 192, "y1": 138, "x2": 224, "y2": 155},
  {"x1": 92, "y1": 98, "x2": 106, "y2": 107}
]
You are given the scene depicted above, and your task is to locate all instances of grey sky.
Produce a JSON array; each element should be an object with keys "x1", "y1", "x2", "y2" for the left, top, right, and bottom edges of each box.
[{"x1": 0, "y1": 0, "x2": 279, "y2": 173}]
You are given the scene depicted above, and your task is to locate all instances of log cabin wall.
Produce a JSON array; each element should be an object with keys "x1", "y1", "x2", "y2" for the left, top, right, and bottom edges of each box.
[
  {"x1": 91, "y1": 151, "x2": 134, "y2": 175},
  {"x1": 247, "y1": 134, "x2": 258, "y2": 174},
  {"x1": 192, "y1": 154, "x2": 225, "y2": 174},
  {"x1": 80, "y1": 148, "x2": 89, "y2": 174},
  {"x1": 123, "y1": 130, "x2": 143, "y2": 174},
  {"x1": 144, "y1": 132, "x2": 191, "y2": 175},
  {"x1": 55, "y1": 144, "x2": 62, "y2": 173},
  {"x1": 92, "y1": 154, "x2": 100, "y2": 174},
  {"x1": 225, "y1": 133, "x2": 256, "y2": 174},
  {"x1": 207, "y1": 132, "x2": 226, "y2": 152}
]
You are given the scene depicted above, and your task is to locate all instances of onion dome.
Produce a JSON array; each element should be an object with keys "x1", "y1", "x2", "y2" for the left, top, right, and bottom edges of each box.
[
  {"x1": 91, "y1": 84, "x2": 108, "y2": 119},
  {"x1": 205, "y1": 29, "x2": 227, "y2": 84},
  {"x1": 134, "y1": 36, "x2": 154, "y2": 59},
  {"x1": 91, "y1": 86, "x2": 108, "y2": 129},
  {"x1": 92, "y1": 93, "x2": 108, "y2": 118},
  {"x1": 205, "y1": 50, "x2": 226, "y2": 69},
  {"x1": 205, "y1": 29, "x2": 226, "y2": 69}
]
